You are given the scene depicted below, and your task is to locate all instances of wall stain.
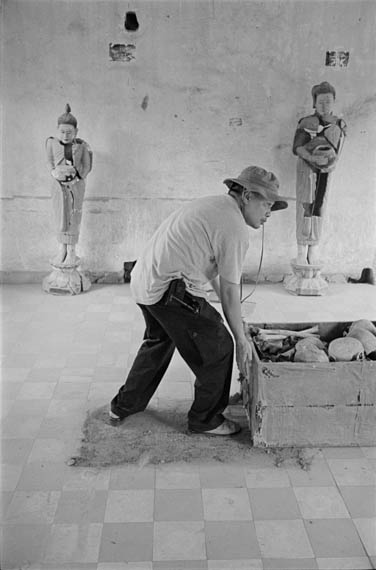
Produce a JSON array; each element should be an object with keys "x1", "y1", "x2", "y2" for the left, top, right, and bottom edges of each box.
[
  {"x1": 67, "y1": 20, "x2": 87, "y2": 34},
  {"x1": 344, "y1": 94, "x2": 376, "y2": 121},
  {"x1": 109, "y1": 43, "x2": 136, "y2": 62},
  {"x1": 229, "y1": 117, "x2": 243, "y2": 127},
  {"x1": 187, "y1": 86, "x2": 205, "y2": 95},
  {"x1": 274, "y1": 142, "x2": 291, "y2": 151}
]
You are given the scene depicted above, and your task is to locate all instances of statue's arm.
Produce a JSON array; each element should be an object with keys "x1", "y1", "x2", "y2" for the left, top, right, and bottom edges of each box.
[
  {"x1": 293, "y1": 128, "x2": 317, "y2": 165},
  {"x1": 295, "y1": 145, "x2": 313, "y2": 162},
  {"x1": 337, "y1": 118, "x2": 347, "y2": 155},
  {"x1": 338, "y1": 117, "x2": 347, "y2": 135},
  {"x1": 293, "y1": 123, "x2": 328, "y2": 168},
  {"x1": 292, "y1": 127, "x2": 310, "y2": 156},
  {"x1": 75, "y1": 143, "x2": 92, "y2": 180},
  {"x1": 46, "y1": 138, "x2": 56, "y2": 173},
  {"x1": 46, "y1": 137, "x2": 75, "y2": 181}
]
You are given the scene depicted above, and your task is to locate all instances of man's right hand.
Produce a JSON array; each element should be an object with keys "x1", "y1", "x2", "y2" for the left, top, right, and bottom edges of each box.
[{"x1": 235, "y1": 336, "x2": 252, "y2": 377}]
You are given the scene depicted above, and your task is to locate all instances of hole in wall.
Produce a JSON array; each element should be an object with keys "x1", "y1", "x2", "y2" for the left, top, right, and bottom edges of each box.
[{"x1": 125, "y1": 11, "x2": 139, "y2": 31}]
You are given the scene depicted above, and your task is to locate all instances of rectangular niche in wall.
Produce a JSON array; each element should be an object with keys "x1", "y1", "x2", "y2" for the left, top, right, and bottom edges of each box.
[
  {"x1": 109, "y1": 43, "x2": 135, "y2": 62},
  {"x1": 325, "y1": 49, "x2": 350, "y2": 68}
]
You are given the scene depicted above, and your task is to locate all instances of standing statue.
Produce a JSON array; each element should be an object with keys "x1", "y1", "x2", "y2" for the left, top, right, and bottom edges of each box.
[
  {"x1": 43, "y1": 104, "x2": 92, "y2": 294},
  {"x1": 46, "y1": 104, "x2": 92, "y2": 266},
  {"x1": 292, "y1": 82, "x2": 346, "y2": 265}
]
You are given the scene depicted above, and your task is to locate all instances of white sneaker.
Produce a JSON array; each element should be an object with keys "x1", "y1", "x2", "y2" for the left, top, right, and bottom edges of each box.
[
  {"x1": 192, "y1": 419, "x2": 241, "y2": 436},
  {"x1": 109, "y1": 410, "x2": 121, "y2": 420}
]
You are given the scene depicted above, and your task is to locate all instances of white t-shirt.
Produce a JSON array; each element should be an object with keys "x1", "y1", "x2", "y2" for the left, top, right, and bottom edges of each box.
[{"x1": 130, "y1": 194, "x2": 249, "y2": 305}]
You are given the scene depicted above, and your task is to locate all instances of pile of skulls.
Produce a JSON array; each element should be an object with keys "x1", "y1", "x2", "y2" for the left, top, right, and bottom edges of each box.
[{"x1": 248, "y1": 319, "x2": 376, "y2": 363}]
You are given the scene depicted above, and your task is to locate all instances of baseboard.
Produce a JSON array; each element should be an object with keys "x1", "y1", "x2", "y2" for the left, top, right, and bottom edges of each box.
[
  {"x1": 0, "y1": 268, "x2": 372, "y2": 286},
  {"x1": 0, "y1": 270, "x2": 124, "y2": 285},
  {"x1": 0, "y1": 271, "x2": 48, "y2": 284}
]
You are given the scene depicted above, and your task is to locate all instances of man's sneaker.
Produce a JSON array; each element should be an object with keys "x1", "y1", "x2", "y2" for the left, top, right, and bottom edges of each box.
[
  {"x1": 190, "y1": 418, "x2": 241, "y2": 436},
  {"x1": 109, "y1": 410, "x2": 121, "y2": 421},
  {"x1": 109, "y1": 410, "x2": 128, "y2": 423}
]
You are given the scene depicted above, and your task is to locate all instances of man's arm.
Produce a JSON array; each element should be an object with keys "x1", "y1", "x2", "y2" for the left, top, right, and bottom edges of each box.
[{"x1": 219, "y1": 276, "x2": 253, "y2": 375}]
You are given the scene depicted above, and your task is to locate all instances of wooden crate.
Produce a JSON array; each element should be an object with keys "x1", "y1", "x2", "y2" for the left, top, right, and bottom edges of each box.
[{"x1": 241, "y1": 321, "x2": 376, "y2": 448}]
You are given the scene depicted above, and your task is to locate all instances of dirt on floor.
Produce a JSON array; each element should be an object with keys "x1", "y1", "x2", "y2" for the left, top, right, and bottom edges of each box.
[
  {"x1": 69, "y1": 402, "x2": 265, "y2": 468},
  {"x1": 70, "y1": 402, "x2": 318, "y2": 470}
]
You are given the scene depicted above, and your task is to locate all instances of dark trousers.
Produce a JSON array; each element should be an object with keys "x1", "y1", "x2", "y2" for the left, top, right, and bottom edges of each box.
[{"x1": 111, "y1": 295, "x2": 234, "y2": 431}]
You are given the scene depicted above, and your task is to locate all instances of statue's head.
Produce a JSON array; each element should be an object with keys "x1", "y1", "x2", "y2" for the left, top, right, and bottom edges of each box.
[
  {"x1": 311, "y1": 82, "x2": 336, "y2": 116},
  {"x1": 57, "y1": 103, "x2": 78, "y2": 143}
]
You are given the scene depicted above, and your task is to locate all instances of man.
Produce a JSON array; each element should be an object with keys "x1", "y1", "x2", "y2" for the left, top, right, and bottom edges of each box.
[{"x1": 110, "y1": 166, "x2": 292, "y2": 435}]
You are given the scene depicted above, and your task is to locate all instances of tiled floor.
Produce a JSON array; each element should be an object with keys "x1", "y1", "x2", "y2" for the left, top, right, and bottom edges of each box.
[{"x1": 1, "y1": 282, "x2": 376, "y2": 570}]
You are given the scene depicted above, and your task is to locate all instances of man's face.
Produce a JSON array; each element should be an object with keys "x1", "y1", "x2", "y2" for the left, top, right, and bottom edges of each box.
[
  {"x1": 315, "y1": 93, "x2": 334, "y2": 117},
  {"x1": 242, "y1": 193, "x2": 273, "y2": 229},
  {"x1": 57, "y1": 124, "x2": 77, "y2": 143}
]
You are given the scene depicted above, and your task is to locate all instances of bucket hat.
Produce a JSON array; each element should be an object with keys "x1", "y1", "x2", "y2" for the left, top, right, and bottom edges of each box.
[{"x1": 223, "y1": 166, "x2": 294, "y2": 211}]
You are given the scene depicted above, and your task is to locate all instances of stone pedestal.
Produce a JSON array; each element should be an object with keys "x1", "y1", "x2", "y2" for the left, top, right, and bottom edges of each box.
[
  {"x1": 43, "y1": 258, "x2": 91, "y2": 295},
  {"x1": 283, "y1": 260, "x2": 328, "y2": 296}
]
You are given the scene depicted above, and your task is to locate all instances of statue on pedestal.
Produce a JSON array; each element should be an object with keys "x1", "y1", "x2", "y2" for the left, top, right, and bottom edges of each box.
[
  {"x1": 284, "y1": 82, "x2": 346, "y2": 295},
  {"x1": 43, "y1": 104, "x2": 92, "y2": 294}
]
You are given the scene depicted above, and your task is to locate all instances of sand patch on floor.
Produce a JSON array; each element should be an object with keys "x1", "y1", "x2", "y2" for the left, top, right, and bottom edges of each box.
[{"x1": 70, "y1": 402, "x2": 266, "y2": 467}]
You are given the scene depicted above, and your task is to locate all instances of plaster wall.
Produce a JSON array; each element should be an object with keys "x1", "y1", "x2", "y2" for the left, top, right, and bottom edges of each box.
[{"x1": 1, "y1": 0, "x2": 376, "y2": 277}]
